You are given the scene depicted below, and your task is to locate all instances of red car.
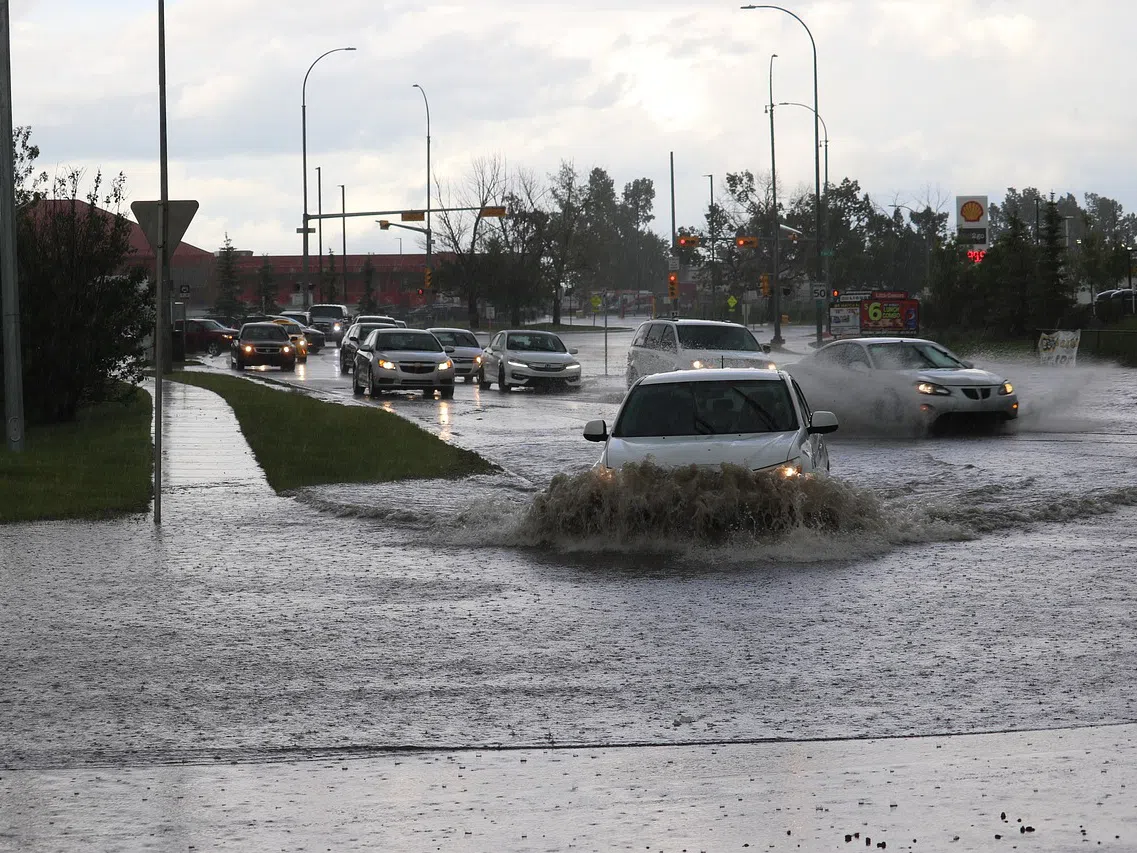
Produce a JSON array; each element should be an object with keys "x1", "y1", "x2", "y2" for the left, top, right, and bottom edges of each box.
[{"x1": 179, "y1": 318, "x2": 239, "y2": 356}]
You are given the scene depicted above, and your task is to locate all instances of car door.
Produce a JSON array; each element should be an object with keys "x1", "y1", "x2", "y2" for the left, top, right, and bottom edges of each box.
[
  {"x1": 640, "y1": 324, "x2": 664, "y2": 376},
  {"x1": 791, "y1": 377, "x2": 828, "y2": 474},
  {"x1": 483, "y1": 333, "x2": 504, "y2": 376},
  {"x1": 658, "y1": 324, "x2": 679, "y2": 371},
  {"x1": 184, "y1": 320, "x2": 206, "y2": 352}
]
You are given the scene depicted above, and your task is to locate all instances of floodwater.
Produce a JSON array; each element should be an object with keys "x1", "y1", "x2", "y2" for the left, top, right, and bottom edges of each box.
[{"x1": 3, "y1": 317, "x2": 1137, "y2": 850}]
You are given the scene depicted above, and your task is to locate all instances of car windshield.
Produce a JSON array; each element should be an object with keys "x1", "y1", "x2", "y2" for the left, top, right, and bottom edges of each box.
[
  {"x1": 309, "y1": 307, "x2": 345, "y2": 320},
  {"x1": 433, "y1": 330, "x2": 480, "y2": 348},
  {"x1": 353, "y1": 324, "x2": 389, "y2": 341},
  {"x1": 506, "y1": 333, "x2": 566, "y2": 353},
  {"x1": 242, "y1": 325, "x2": 288, "y2": 342},
  {"x1": 868, "y1": 342, "x2": 966, "y2": 370},
  {"x1": 676, "y1": 324, "x2": 760, "y2": 352},
  {"x1": 278, "y1": 322, "x2": 303, "y2": 334},
  {"x1": 375, "y1": 332, "x2": 443, "y2": 352},
  {"x1": 614, "y1": 379, "x2": 798, "y2": 437}
]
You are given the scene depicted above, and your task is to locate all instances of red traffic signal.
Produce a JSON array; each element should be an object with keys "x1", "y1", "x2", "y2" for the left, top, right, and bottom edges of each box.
[
  {"x1": 417, "y1": 288, "x2": 424, "y2": 296},
  {"x1": 677, "y1": 235, "x2": 701, "y2": 249},
  {"x1": 830, "y1": 289, "x2": 840, "y2": 298},
  {"x1": 735, "y1": 236, "x2": 759, "y2": 249}
]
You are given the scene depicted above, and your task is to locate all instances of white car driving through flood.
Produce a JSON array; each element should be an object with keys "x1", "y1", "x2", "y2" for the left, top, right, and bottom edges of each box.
[{"x1": 583, "y1": 368, "x2": 838, "y2": 475}]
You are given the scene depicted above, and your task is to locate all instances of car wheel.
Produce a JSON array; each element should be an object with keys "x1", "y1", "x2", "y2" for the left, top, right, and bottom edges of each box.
[
  {"x1": 298, "y1": 354, "x2": 307, "y2": 364},
  {"x1": 352, "y1": 366, "x2": 364, "y2": 396},
  {"x1": 477, "y1": 368, "x2": 490, "y2": 390},
  {"x1": 233, "y1": 357, "x2": 244, "y2": 371},
  {"x1": 498, "y1": 366, "x2": 510, "y2": 392},
  {"x1": 440, "y1": 387, "x2": 454, "y2": 400},
  {"x1": 422, "y1": 387, "x2": 436, "y2": 399},
  {"x1": 281, "y1": 361, "x2": 296, "y2": 373},
  {"x1": 207, "y1": 341, "x2": 221, "y2": 357}
]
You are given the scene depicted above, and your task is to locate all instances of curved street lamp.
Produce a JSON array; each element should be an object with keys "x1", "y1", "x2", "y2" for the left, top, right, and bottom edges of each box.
[
  {"x1": 741, "y1": 4, "x2": 823, "y2": 344},
  {"x1": 301, "y1": 46, "x2": 355, "y2": 308},
  {"x1": 412, "y1": 83, "x2": 432, "y2": 287}
]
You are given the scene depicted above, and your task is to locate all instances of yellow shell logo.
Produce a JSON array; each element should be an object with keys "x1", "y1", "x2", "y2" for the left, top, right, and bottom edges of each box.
[{"x1": 960, "y1": 200, "x2": 984, "y2": 222}]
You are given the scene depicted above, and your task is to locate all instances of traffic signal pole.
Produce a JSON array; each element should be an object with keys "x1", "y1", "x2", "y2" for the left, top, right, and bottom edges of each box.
[{"x1": 768, "y1": 54, "x2": 784, "y2": 346}]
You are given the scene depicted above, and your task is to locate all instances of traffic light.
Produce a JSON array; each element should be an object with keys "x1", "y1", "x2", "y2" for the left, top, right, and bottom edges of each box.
[
  {"x1": 667, "y1": 271, "x2": 679, "y2": 300},
  {"x1": 760, "y1": 273, "x2": 770, "y2": 297},
  {"x1": 831, "y1": 288, "x2": 840, "y2": 299},
  {"x1": 677, "y1": 235, "x2": 701, "y2": 249},
  {"x1": 735, "y1": 236, "x2": 759, "y2": 249},
  {"x1": 417, "y1": 288, "x2": 424, "y2": 296},
  {"x1": 378, "y1": 220, "x2": 391, "y2": 230},
  {"x1": 424, "y1": 267, "x2": 432, "y2": 289}
]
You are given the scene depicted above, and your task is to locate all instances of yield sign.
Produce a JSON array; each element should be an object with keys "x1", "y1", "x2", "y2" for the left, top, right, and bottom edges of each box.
[{"x1": 131, "y1": 200, "x2": 199, "y2": 253}]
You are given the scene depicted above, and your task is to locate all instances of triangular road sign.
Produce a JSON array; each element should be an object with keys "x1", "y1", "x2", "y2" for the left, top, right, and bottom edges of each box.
[{"x1": 131, "y1": 200, "x2": 199, "y2": 253}]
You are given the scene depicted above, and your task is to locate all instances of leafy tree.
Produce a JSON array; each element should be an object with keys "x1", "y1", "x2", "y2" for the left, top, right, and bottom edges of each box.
[
  {"x1": 256, "y1": 257, "x2": 278, "y2": 313},
  {"x1": 213, "y1": 234, "x2": 243, "y2": 317},
  {"x1": 544, "y1": 161, "x2": 587, "y2": 324},
  {"x1": 358, "y1": 255, "x2": 378, "y2": 314},
  {"x1": 3, "y1": 155, "x2": 151, "y2": 423},
  {"x1": 322, "y1": 247, "x2": 339, "y2": 303}
]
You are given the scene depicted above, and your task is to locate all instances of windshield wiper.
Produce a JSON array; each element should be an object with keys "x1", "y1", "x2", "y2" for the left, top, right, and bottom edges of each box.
[
  {"x1": 692, "y1": 414, "x2": 716, "y2": 435},
  {"x1": 727, "y1": 388, "x2": 779, "y2": 431}
]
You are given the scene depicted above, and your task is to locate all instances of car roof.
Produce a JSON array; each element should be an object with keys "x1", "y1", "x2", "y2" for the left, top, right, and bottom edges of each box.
[
  {"x1": 642, "y1": 318, "x2": 748, "y2": 328},
  {"x1": 241, "y1": 322, "x2": 283, "y2": 329},
  {"x1": 823, "y1": 337, "x2": 938, "y2": 346},
  {"x1": 428, "y1": 327, "x2": 477, "y2": 334},
  {"x1": 637, "y1": 368, "x2": 786, "y2": 385},
  {"x1": 499, "y1": 329, "x2": 561, "y2": 336}
]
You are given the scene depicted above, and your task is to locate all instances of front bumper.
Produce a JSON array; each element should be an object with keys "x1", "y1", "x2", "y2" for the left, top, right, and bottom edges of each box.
[
  {"x1": 918, "y1": 390, "x2": 1019, "y2": 420},
  {"x1": 506, "y1": 364, "x2": 582, "y2": 386},
  {"x1": 238, "y1": 352, "x2": 295, "y2": 367},
  {"x1": 373, "y1": 366, "x2": 456, "y2": 389}
]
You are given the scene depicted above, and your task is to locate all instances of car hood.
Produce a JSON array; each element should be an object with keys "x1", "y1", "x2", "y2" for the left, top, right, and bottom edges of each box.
[
  {"x1": 909, "y1": 367, "x2": 1005, "y2": 386},
  {"x1": 377, "y1": 349, "x2": 449, "y2": 362},
  {"x1": 682, "y1": 348, "x2": 776, "y2": 368},
  {"x1": 506, "y1": 351, "x2": 577, "y2": 364},
  {"x1": 604, "y1": 431, "x2": 800, "y2": 470},
  {"x1": 447, "y1": 346, "x2": 484, "y2": 358}
]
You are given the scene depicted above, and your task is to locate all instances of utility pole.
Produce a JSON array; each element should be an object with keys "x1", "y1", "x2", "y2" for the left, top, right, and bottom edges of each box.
[
  {"x1": 154, "y1": 0, "x2": 170, "y2": 522},
  {"x1": 767, "y1": 54, "x2": 783, "y2": 346},
  {"x1": 316, "y1": 166, "x2": 323, "y2": 302},
  {"x1": 706, "y1": 174, "x2": 717, "y2": 319},
  {"x1": 339, "y1": 184, "x2": 347, "y2": 299},
  {"x1": 0, "y1": 0, "x2": 24, "y2": 452}
]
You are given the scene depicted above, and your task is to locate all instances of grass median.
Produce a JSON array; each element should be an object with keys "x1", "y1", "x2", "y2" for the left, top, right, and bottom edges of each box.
[
  {"x1": 169, "y1": 371, "x2": 496, "y2": 491},
  {"x1": 0, "y1": 386, "x2": 153, "y2": 522}
]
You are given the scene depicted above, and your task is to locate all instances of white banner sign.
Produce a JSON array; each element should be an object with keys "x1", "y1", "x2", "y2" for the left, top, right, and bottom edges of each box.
[
  {"x1": 1038, "y1": 329, "x2": 1080, "y2": 366},
  {"x1": 829, "y1": 305, "x2": 860, "y2": 337}
]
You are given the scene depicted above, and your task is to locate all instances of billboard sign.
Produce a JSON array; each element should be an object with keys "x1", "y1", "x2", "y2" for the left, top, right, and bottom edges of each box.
[
  {"x1": 829, "y1": 304, "x2": 860, "y2": 337},
  {"x1": 860, "y1": 297, "x2": 920, "y2": 335},
  {"x1": 955, "y1": 195, "x2": 988, "y2": 256}
]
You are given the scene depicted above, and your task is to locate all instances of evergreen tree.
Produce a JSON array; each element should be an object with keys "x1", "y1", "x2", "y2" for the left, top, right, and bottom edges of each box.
[
  {"x1": 322, "y1": 247, "x2": 339, "y2": 303},
  {"x1": 256, "y1": 257, "x2": 278, "y2": 313},
  {"x1": 213, "y1": 234, "x2": 244, "y2": 318},
  {"x1": 1036, "y1": 197, "x2": 1073, "y2": 327},
  {"x1": 358, "y1": 255, "x2": 378, "y2": 313}
]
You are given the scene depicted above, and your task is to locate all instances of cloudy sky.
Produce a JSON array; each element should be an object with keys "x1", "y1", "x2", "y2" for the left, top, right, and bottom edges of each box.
[{"x1": 10, "y1": 0, "x2": 1135, "y2": 256}]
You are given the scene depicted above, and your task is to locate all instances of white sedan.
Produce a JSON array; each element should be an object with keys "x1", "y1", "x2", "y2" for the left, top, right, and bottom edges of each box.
[
  {"x1": 787, "y1": 337, "x2": 1019, "y2": 433},
  {"x1": 478, "y1": 329, "x2": 582, "y2": 391},
  {"x1": 583, "y1": 368, "x2": 838, "y2": 475}
]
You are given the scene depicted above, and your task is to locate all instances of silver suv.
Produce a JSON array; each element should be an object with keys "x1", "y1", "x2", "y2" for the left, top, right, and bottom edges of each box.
[
  {"x1": 625, "y1": 319, "x2": 775, "y2": 387},
  {"x1": 307, "y1": 303, "x2": 352, "y2": 346}
]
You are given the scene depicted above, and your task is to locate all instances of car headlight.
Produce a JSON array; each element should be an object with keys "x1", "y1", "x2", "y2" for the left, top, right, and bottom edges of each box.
[
  {"x1": 691, "y1": 359, "x2": 705, "y2": 369},
  {"x1": 282, "y1": 346, "x2": 291, "y2": 353},
  {"x1": 507, "y1": 360, "x2": 528, "y2": 368},
  {"x1": 440, "y1": 359, "x2": 453, "y2": 370},
  {"x1": 777, "y1": 459, "x2": 803, "y2": 478},
  {"x1": 378, "y1": 359, "x2": 396, "y2": 371},
  {"x1": 998, "y1": 381, "x2": 1014, "y2": 395},
  {"x1": 566, "y1": 362, "x2": 581, "y2": 371},
  {"x1": 333, "y1": 323, "x2": 342, "y2": 331},
  {"x1": 916, "y1": 381, "x2": 951, "y2": 396},
  {"x1": 243, "y1": 344, "x2": 253, "y2": 353},
  {"x1": 474, "y1": 355, "x2": 483, "y2": 364},
  {"x1": 222, "y1": 334, "x2": 233, "y2": 340},
  {"x1": 764, "y1": 362, "x2": 777, "y2": 370}
]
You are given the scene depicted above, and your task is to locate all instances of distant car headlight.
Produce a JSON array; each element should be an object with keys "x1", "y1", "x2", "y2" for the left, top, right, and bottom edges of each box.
[
  {"x1": 222, "y1": 334, "x2": 233, "y2": 340},
  {"x1": 507, "y1": 360, "x2": 528, "y2": 368},
  {"x1": 378, "y1": 359, "x2": 396, "y2": 371},
  {"x1": 474, "y1": 355, "x2": 483, "y2": 364},
  {"x1": 998, "y1": 381, "x2": 1014, "y2": 395},
  {"x1": 764, "y1": 362, "x2": 777, "y2": 370},
  {"x1": 333, "y1": 323, "x2": 342, "y2": 331},
  {"x1": 566, "y1": 362, "x2": 581, "y2": 371},
  {"x1": 916, "y1": 381, "x2": 951, "y2": 396},
  {"x1": 282, "y1": 346, "x2": 291, "y2": 353},
  {"x1": 691, "y1": 359, "x2": 705, "y2": 369},
  {"x1": 440, "y1": 359, "x2": 453, "y2": 370},
  {"x1": 243, "y1": 344, "x2": 253, "y2": 353}
]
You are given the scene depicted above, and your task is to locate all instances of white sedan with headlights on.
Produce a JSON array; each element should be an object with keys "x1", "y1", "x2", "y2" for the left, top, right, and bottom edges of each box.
[
  {"x1": 351, "y1": 328, "x2": 456, "y2": 399},
  {"x1": 478, "y1": 330, "x2": 582, "y2": 391},
  {"x1": 787, "y1": 337, "x2": 1019, "y2": 434},
  {"x1": 428, "y1": 327, "x2": 485, "y2": 382},
  {"x1": 583, "y1": 368, "x2": 838, "y2": 475}
]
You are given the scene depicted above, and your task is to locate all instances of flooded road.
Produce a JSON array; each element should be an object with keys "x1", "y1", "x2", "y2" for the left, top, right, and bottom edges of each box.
[{"x1": 3, "y1": 318, "x2": 1137, "y2": 849}]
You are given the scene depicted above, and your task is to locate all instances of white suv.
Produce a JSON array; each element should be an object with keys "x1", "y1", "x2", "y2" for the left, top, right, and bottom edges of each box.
[{"x1": 626, "y1": 319, "x2": 775, "y2": 387}]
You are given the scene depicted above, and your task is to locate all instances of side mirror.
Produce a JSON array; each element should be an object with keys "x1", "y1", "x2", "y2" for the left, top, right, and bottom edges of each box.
[
  {"x1": 359, "y1": 344, "x2": 373, "y2": 353},
  {"x1": 808, "y1": 411, "x2": 839, "y2": 435},
  {"x1": 762, "y1": 344, "x2": 772, "y2": 354},
  {"x1": 583, "y1": 419, "x2": 608, "y2": 442},
  {"x1": 961, "y1": 360, "x2": 975, "y2": 369},
  {"x1": 569, "y1": 348, "x2": 579, "y2": 355},
  {"x1": 348, "y1": 335, "x2": 359, "y2": 343},
  {"x1": 444, "y1": 346, "x2": 456, "y2": 354}
]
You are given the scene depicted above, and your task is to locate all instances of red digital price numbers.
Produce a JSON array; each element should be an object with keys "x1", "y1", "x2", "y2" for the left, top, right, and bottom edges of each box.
[{"x1": 967, "y1": 249, "x2": 987, "y2": 263}]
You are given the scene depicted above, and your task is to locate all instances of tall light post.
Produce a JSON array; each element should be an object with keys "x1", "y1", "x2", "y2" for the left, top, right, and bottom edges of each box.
[
  {"x1": 301, "y1": 46, "x2": 355, "y2": 308},
  {"x1": 779, "y1": 100, "x2": 829, "y2": 305},
  {"x1": 339, "y1": 184, "x2": 347, "y2": 299},
  {"x1": 1, "y1": 0, "x2": 25, "y2": 451},
  {"x1": 705, "y1": 173, "x2": 717, "y2": 317},
  {"x1": 741, "y1": 4, "x2": 823, "y2": 346},
  {"x1": 316, "y1": 165, "x2": 323, "y2": 297},
  {"x1": 765, "y1": 53, "x2": 783, "y2": 345},
  {"x1": 412, "y1": 83, "x2": 432, "y2": 292}
]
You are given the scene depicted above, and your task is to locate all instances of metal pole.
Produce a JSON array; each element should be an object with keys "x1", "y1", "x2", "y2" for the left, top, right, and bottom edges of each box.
[
  {"x1": 768, "y1": 54, "x2": 782, "y2": 346},
  {"x1": 413, "y1": 84, "x2": 431, "y2": 303},
  {"x1": 0, "y1": 0, "x2": 23, "y2": 452},
  {"x1": 340, "y1": 184, "x2": 347, "y2": 299},
  {"x1": 706, "y1": 173, "x2": 716, "y2": 318},
  {"x1": 604, "y1": 290, "x2": 608, "y2": 376},
  {"x1": 669, "y1": 151, "x2": 677, "y2": 315},
  {"x1": 301, "y1": 47, "x2": 355, "y2": 310},
  {"x1": 1128, "y1": 247, "x2": 1134, "y2": 315},
  {"x1": 154, "y1": 0, "x2": 170, "y2": 524},
  {"x1": 316, "y1": 166, "x2": 323, "y2": 300}
]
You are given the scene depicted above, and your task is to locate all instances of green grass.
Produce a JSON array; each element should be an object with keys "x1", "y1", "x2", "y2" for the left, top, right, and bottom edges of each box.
[
  {"x1": 0, "y1": 387, "x2": 153, "y2": 522},
  {"x1": 169, "y1": 371, "x2": 496, "y2": 491}
]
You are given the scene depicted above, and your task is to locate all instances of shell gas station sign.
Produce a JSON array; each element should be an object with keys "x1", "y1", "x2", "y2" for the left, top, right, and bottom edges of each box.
[{"x1": 956, "y1": 195, "x2": 989, "y2": 264}]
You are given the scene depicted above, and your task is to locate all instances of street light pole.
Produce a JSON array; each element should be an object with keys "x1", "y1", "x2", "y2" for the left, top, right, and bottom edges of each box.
[
  {"x1": 301, "y1": 46, "x2": 355, "y2": 309},
  {"x1": 339, "y1": 184, "x2": 347, "y2": 300},
  {"x1": 316, "y1": 165, "x2": 323, "y2": 299},
  {"x1": 0, "y1": 0, "x2": 25, "y2": 452},
  {"x1": 742, "y1": 4, "x2": 822, "y2": 346},
  {"x1": 412, "y1": 84, "x2": 431, "y2": 296},
  {"x1": 705, "y1": 173, "x2": 716, "y2": 318},
  {"x1": 766, "y1": 54, "x2": 783, "y2": 346}
]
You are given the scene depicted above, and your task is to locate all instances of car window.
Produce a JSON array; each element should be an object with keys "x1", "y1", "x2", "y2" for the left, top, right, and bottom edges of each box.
[
  {"x1": 791, "y1": 378, "x2": 812, "y2": 421},
  {"x1": 278, "y1": 322, "x2": 303, "y2": 334},
  {"x1": 632, "y1": 324, "x2": 650, "y2": 348},
  {"x1": 506, "y1": 333, "x2": 566, "y2": 353},
  {"x1": 432, "y1": 330, "x2": 480, "y2": 348},
  {"x1": 659, "y1": 325, "x2": 678, "y2": 353},
  {"x1": 375, "y1": 332, "x2": 444, "y2": 352},
  {"x1": 185, "y1": 320, "x2": 202, "y2": 333},
  {"x1": 868, "y1": 342, "x2": 964, "y2": 370},
  {"x1": 613, "y1": 379, "x2": 798, "y2": 438},
  {"x1": 676, "y1": 324, "x2": 760, "y2": 352},
  {"x1": 490, "y1": 333, "x2": 504, "y2": 349},
  {"x1": 242, "y1": 325, "x2": 289, "y2": 341},
  {"x1": 816, "y1": 343, "x2": 869, "y2": 368},
  {"x1": 643, "y1": 324, "x2": 664, "y2": 349}
]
